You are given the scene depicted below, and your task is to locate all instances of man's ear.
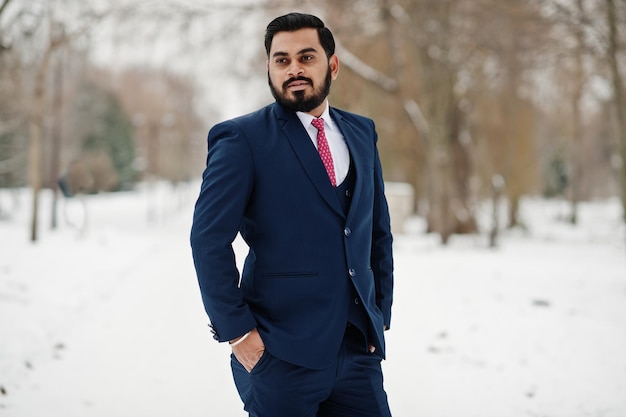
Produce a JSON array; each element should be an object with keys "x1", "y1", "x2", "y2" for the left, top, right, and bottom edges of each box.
[{"x1": 329, "y1": 54, "x2": 339, "y2": 80}]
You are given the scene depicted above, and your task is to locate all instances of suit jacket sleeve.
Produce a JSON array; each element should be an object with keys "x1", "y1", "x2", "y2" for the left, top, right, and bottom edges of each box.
[
  {"x1": 190, "y1": 121, "x2": 257, "y2": 342},
  {"x1": 371, "y1": 124, "x2": 394, "y2": 330}
]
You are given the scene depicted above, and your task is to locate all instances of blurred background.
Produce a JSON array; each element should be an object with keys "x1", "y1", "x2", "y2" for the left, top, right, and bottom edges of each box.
[
  {"x1": 2, "y1": 2, "x2": 626, "y2": 416},
  {"x1": 1, "y1": 0, "x2": 625, "y2": 244}
]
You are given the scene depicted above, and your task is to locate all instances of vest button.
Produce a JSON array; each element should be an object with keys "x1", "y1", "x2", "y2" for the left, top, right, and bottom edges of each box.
[
  {"x1": 354, "y1": 297, "x2": 360, "y2": 305},
  {"x1": 345, "y1": 189, "x2": 352, "y2": 198}
]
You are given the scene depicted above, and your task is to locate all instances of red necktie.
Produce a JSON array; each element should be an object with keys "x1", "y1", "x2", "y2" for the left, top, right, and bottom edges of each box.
[{"x1": 311, "y1": 118, "x2": 337, "y2": 187}]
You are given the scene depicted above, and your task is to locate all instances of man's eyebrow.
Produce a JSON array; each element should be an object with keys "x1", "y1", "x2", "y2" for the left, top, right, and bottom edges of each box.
[
  {"x1": 271, "y1": 47, "x2": 319, "y2": 58},
  {"x1": 297, "y1": 47, "x2": 318, "y2": 55}
]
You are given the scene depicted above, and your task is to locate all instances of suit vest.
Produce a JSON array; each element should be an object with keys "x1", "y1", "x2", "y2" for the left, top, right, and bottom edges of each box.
[{"x1": 335, "y1": 160, "x2": 370, "y2": 344}]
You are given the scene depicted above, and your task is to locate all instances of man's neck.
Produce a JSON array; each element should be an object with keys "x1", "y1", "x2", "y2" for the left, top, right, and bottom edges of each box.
[
  {"x1": 305, "y1": 100, "x2": 328, "y2": 118},
  {"x1": 295, "y1": 100, "x2": 327, "y2": 119}
]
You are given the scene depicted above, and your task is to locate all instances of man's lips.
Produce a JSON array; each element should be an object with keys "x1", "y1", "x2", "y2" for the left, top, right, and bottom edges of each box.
[
  {"x1": 287, "y1": 81, "x2": 310, "y2": 90},
  {"x1": 284, "y1": 78, "x2": 312, "y2": 91}
]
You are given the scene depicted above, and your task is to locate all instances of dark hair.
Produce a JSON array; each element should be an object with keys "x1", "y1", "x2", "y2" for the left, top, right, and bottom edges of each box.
[{"x1": 264, "y1": 13, "x2": 335, "y2": 58}]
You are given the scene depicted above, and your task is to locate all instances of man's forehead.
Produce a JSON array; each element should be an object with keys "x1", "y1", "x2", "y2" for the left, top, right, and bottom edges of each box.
[{"x1": 270, "y1": 28, "x2": 321, "y2": 55}]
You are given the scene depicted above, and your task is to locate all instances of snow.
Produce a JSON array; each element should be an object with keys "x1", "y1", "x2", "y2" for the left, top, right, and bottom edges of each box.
[{"x1": 1, "y1": 184, "x2": 625, "y2": 416}]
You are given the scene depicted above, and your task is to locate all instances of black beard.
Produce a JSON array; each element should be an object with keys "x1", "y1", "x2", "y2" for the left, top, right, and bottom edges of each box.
[{"x1": 268, "y1": 67, "x2": 332, "y2": 113}]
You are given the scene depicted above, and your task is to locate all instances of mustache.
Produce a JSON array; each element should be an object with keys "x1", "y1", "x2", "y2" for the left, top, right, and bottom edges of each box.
[{"x1": 283, "y1": 76, "x2": 313, "y2": 90}]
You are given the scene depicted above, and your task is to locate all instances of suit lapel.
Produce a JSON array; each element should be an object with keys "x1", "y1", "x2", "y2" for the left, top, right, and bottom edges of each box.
[
  {"x1": 274, "y1": 104, "x2": 345, "y2": 218},
  {"x1": 331, "y1": 107, "x2": 364, "y2": 223}
]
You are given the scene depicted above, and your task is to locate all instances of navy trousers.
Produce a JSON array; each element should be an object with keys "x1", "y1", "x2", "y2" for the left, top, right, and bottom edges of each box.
[{"x1": 231, "y1": 325, "x2": 392, "y2": 417}]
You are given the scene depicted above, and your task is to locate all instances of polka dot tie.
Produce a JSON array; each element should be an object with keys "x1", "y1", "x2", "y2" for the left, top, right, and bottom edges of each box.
[{"x1": 311, "y1": 118, "x2": 337, "y2": 187}]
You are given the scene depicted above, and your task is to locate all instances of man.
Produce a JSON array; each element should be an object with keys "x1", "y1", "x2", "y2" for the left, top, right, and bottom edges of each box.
[{"x1": 190, "y1": 12, "x2": 394, "y2": 417}]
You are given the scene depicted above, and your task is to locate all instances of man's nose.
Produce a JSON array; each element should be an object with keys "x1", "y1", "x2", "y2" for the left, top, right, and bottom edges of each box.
[{"x1": 287, "y1": 63, "x2": 304, "y2": 77}]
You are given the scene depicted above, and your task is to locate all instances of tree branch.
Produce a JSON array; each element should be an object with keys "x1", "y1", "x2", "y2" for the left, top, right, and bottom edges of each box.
[
  {"x1": 0, "y1": 0, "x2": 12, "y2": 19},
  {"x1": 403, "y1": 99, "x2": 429, "y2": 138},
  {"x1": 335, "y1": 40, "x2": 398, "y2": 93}
]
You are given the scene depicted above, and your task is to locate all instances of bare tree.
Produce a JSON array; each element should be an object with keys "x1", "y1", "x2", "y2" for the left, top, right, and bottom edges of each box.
[
  {"x1": 324, "y1": 0, "x2": 551, "y2": 239},
  {"x1": 606, "y1": 0, "x2": 626, "y2": 222},
  {"x1": 4, "y1": 1, "x2": 109, "y2": 241},
  {"x1": 6, "y1": 0, "x2": 618, "y2": 245},
  {"x1": 568, "y1": 0, "x2": 587, "y2": 224},
  {"x1": 0, "y1": 0, "x2": 25, "y2": 194},
  {"x1": 28, "y1": 16, "x2": 69, "y2": 241},
  {"x1": 103, "y1": 67, "x2": 204, "y2": 183},
  {"x1": 543, "y1": 0, "x2": 608, "y2": 223}
]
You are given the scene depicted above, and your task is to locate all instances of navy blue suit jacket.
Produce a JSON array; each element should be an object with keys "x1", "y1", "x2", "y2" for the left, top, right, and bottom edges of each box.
[{"x1": 190, "y1": 102, "x2": 393, "y2": 369}]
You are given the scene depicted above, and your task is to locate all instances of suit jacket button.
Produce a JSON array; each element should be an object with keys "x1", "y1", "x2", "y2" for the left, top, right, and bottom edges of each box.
[
  {"x1": 344, "y1": 227, "x2": 352, "y2": 237},
  {"x1": 348, "y1": 268, "x2": 356, "y2": 277},
  {"x1": 209, "y1": 323, "x2": 219, "y2": 340}
]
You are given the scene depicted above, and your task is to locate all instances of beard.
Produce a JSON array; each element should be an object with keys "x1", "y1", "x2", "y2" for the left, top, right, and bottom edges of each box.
[{"x1": 268, "y1": 66, "x2": 332, "y2": 113}]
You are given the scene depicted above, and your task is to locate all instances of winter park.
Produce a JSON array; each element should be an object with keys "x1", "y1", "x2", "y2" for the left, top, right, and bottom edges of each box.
[
  {"x1": 1, "y1": 182, "x2": 625, "y2": 417},
  {"x1": 2, "y1": 1, "x2": 626, "y2": 416}
]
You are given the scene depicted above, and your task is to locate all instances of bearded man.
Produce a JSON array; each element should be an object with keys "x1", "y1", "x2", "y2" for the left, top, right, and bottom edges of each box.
[{"x1": 190, "y1": 12, "x2": 394, "y2": 417}]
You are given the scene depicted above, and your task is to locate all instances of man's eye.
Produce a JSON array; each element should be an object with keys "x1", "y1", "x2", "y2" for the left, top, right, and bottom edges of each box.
[
  {"x1": 275, "y1": 58, "x2": 288, "y2": 64},
  {"x1": 302, "y1": 55, "x2": 314, "y2": 61}
]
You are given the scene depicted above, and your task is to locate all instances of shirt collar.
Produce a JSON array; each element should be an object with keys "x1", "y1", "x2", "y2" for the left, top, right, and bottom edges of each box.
[{"x1": 296, "y1": 100, "x2": 335, "y2": 131}]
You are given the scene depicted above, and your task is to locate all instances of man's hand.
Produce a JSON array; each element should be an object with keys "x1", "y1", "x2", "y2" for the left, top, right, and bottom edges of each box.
[
  {"x1": 369, "y1": 324, "x2": 389, "y2": 353},
  {"x1": 231, "y1": 328, "x2": 265, "y2": 372}
]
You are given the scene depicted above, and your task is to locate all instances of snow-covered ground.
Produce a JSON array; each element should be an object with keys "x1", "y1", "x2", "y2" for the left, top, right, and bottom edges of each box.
[{"x1": 1, "y1": 184, "x2": 625, "y2": 417}]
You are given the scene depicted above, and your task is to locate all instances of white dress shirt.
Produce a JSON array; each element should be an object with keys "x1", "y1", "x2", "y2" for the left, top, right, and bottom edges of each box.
[{"x1": 296, "y1": 101, "x2": 351, "y2": 185}]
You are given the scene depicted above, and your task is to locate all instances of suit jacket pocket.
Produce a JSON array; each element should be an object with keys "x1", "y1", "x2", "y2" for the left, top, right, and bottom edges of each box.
[{"x1": 262, "y1": 272, "x2": 318, "y2": 279}]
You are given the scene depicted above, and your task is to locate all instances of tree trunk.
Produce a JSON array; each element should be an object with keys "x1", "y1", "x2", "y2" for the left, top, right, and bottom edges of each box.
[
  {"x1": 568, "y1": 0, "x2": 586, "y2": 225},
  {"x1": 489, "y1": 174, "x2": 505, "y2": 248},
  {"x1": 50, "y1": 53, "x2": 63, "y2": 230},
  {"x1": 29, "y1": 31, "x2": 58, "y2": 241},
  {"x1": 423, "y1": 0, "x2": 457, "y2": 244},
  {"x1": 606, "y1": 0, "x2": 626, "y2": 222}
]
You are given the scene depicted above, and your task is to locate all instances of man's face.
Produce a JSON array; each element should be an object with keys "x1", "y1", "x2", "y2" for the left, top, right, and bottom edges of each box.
[{"x1": 267, "y1": 28, "x2": 339, "y2": 117}]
